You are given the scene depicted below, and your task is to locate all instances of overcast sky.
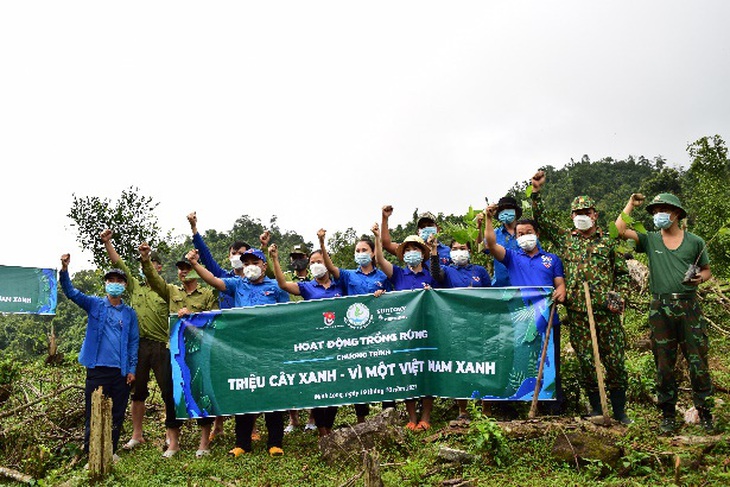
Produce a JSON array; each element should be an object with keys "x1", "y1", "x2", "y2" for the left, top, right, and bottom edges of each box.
[{"x1": 2, "y1": 1, "x2": 729, "y2": 271}]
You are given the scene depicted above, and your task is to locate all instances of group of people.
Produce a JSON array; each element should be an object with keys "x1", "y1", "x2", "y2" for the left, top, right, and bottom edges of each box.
[{"x1": 59, "y1": 169, "x2": 715, "y2": 463}]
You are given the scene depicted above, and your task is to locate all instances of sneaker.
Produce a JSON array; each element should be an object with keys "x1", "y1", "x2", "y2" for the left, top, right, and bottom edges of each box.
[
  {"x1": 268, "y1": 446, "x2": 284, "y2": 457},
  {"x1": 284, "y1": 424, "x2": 296, "y2": 434},
  {"x1": 660, "y1": 416, "x2": 677, "y2": 435},
  {"x1": 304, "y1": 423, "x2": 317, "y2": 431}
]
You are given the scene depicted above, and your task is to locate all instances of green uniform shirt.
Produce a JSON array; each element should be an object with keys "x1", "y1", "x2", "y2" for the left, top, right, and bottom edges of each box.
[
  {"x1": 532, "y1": 192, "x2": 629, "y2": 312},
  {"x1": 142, "y1": 260, "x2": 219, "y2": 314},
  {"x1": 114, "y1": 259, "x2": 170, "y2": 343},
  {"x1": 637, "y1": 231, "x2": 709, "y2": 294}
]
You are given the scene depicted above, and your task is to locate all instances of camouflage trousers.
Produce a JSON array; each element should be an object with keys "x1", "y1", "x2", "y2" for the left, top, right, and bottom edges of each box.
[
  {"x1": 566, "y1": 309, "x2": 628, "y2": 392},
  {"x1": 649, "y1": 295, "x2": 713, "y2": 410}
]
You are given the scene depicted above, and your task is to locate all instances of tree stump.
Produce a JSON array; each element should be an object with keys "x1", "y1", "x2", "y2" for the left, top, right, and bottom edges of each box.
[
  {"x1": 363, "y1": 449, "x2": 384, "y2": 487},
  {"x1": 88, "y1": 387, "x2": 113, "y2": 481}
]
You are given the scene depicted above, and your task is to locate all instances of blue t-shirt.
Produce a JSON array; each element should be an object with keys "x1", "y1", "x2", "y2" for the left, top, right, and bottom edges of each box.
[
  {"x1": 500, "y1": 248, "x2": 564, "y2": 287},
  {"x1": 221, "y1": 276, "x2": 290, "y2": 307},
  {"x1": 483, "y1": 225, "x2": 519, "y2": 286},
  {"x1": 96, "y1": 304, "x2": 125, "y2": 368},
  {"x1": 338, "y1": 267, "x2": 392, "y2": 295},
  {"x1": 298, "y1": 279, "x2": 345, "y2": 300},
  {"x1": 442, "y1": 264, "x2": 491, "y2": 288},
  {"x1": 390, "y1": 264, "x2": 438, "y2": 291}
]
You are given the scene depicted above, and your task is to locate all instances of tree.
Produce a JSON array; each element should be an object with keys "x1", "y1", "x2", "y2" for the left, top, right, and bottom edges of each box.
[
  {"x1": 683, "y1": 135, "x2": 730, "y2": 278},
  {"x1": 67, "y1": 186, "x2": 171, "y2": 273}
]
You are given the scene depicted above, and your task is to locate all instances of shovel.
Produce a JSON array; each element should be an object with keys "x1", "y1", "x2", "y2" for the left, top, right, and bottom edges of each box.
[{"x1": 584, "y1": 282, "x2": 611, "y2": 426}]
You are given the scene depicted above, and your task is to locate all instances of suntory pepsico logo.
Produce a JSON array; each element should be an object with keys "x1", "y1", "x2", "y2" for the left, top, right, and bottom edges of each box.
[{"x1": 344, "y1": 303, "x2": 372, "y2": 329}]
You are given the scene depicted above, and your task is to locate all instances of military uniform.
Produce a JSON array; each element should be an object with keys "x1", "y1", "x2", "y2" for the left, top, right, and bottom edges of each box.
[
  {"x1": 533, "y1": 192, "x2": 631, "y2": 420},
  {"x1": 638, "y1": 193, "x2": 713, "y2": 430}
]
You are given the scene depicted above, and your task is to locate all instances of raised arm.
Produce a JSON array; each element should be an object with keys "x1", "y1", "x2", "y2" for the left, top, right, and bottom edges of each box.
[
  {"x1": 188, "y1": 211, "x2": 228, "y2": 278},
  {"x1": 317, "y1": 228, "x2": 340, "y2": 280},
  {"x1": 372, "y1": 223, "x2": 394, "y2": 278},
  {"x1": 615, "y1": 193, "x2": 644, "y2": 243},
  {"x1": 100, "y1": 229, "x2": 122, "y2": 264},
  {"x1": 186, "y1": 249, "x2": 227, "y2": 292},
  {"x1": 140, "y1": 242, "x2": 171, "y2": 301},
  {"x1": 484, "y1": 205, "x2": 507, "y2": 261},
  {"x1": 269, "y1": 244, "x2": 301, "y2": 295},
  {"x1": 380, "y1": 205, "x2": 399, "y2": 256},
  {"x1": 428, "y1": 235, "x2": 446, "y2": 283},
  {"x1": 529, "y1": 170, "x2": 564, "y2": 244}
]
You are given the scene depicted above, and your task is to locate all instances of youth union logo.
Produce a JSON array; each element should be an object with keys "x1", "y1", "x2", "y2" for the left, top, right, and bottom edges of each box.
[
  {"x1": 344, "y1": 303, "x2": 373, "y2": 329},
  {"x1": 323, "y1": 311, "x2": 336, "y2": 326}
]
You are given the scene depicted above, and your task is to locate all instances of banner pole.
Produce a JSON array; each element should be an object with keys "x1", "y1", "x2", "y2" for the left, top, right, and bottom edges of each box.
[{"x1": 528, "y1": 302, "x2": 557, "y2": 419}]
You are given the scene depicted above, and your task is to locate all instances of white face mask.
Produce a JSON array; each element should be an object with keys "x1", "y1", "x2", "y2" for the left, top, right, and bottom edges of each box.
[
  {"x1": 230, "y1": 256, "x2": 244, "y2": 270},
  {"x1": 310, "y1": 263, "x2": 328, "y2": 279},
  {"x1": 517, "y1": 234, "x2": 538, "y2": 252},
  {"x1": 243, "y1": 264, "x2": 263, "y2": 281},
  {"x1": 573, "y1": 214, "x2": 594, "y2": 231},
  {"x1": 450, "y1": 249, "x2": 470, "y2": 266}
]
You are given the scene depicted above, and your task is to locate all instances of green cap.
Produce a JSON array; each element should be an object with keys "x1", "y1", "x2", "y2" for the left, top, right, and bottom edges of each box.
[
  {"x1": 646, "y1": 193, "x2": 687, "y2": 219},
  {"x1": 571, "y1": 195, "x2": 596, "y2": 211}
]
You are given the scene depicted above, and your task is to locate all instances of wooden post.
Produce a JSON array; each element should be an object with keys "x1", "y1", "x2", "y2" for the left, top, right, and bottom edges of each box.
[
  {"x1": 528, "y1": 303, "x2": 557, "y2": 419},
  {"x1": 363, "y1": 449, "x2": 384, "y2": 487},
  {"x1": 583, "y1": 283, "x2": 611, "y2": 425},
  {"x1": 88, "y1": 386, "x2": 113, "y2": 481}
]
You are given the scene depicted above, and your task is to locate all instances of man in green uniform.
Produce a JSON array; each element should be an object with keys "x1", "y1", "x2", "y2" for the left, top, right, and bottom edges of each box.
[
  {"x1": 531, "y1": 171, "x2": 632, "y2": 423},
  {"x1": 140, "y1": 242, "x2": 220, "y2": 457},
  {"x1": 615, "y1": 193, "x2": 714, "y2": 434},
  {"x1": 100, "y1": 230, "x2": 179, "y2": 452}
]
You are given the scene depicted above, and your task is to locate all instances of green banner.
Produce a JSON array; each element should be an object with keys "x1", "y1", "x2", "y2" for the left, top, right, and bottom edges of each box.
[
  {"x1": 0, "y1": 265, "x2": 57, "y2": 315},
  {"x1": 170, "y1": 287, "x2": 556, "y2": 418}
]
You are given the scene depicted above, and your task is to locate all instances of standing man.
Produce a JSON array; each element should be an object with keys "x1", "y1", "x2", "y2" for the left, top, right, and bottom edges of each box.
[
  {"x1": 140, "y1": 244, "x2": 219, "y2": 457},
  {"x1": 530, "y1": 171, "x2": 632, "y2": 424},
  {"x1": 59, "y1": 254, "x2": 139, "y2": 457},
  {"x1": 478, "y1": 196, "x2": 522, "y2": 286},
  {"x1": 100, "y1": 230, "x2": 181, "y2": 450},
  {"x1": 615, "y1": 193, "x2": 714, "y2": 434}
]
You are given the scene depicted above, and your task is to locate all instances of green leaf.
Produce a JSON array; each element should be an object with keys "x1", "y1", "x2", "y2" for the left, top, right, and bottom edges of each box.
[
  {"x1": 619, "y1": 211, "x2": 633, "y2": 224},
  {"x1": 525, "y1": 186, "x2": 533, "y2": 198},
  {"x1": 634, "y1": 222, "x2": 648, "y2": 234},
  {"x1": 608, "y1": 221, "x2": 619, "y2": 239}
]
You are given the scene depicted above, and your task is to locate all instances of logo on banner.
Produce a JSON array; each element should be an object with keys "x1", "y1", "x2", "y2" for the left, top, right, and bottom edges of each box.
[
  {"x1": 344, "y1": 303, "x2": 373, "y2": 329},
  {"x1": 322, "y1": 311, "x2": 336, "y2": 326}
]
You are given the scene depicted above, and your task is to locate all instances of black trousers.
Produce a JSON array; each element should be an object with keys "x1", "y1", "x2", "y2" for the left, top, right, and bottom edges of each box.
[
  {"x1": 235, "y1": 411, "x2": 284, "y2": 451},
  {"x1": 84, "y1": 366, "x2": 130, "y2": 453}
]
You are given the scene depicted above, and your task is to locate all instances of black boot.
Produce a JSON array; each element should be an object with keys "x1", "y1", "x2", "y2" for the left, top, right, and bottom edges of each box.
[
  {"x1": 698, "y1": 408, "x2": 715, "y2": 434},
  {"x1": 660, "y1": 405, "x2": 677, "y2": 435},
  {"x1": 587, "y1": 391, "x2": 602, "y2": 416},
  {"x1": 609, "y1": 389, "x2": 633, "y2": 425}
]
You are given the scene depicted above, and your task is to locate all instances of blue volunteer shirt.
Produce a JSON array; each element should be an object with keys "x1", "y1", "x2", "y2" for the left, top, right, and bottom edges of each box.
[
  {"x1": 193, "y1": 232, "x2": 237, "y2": 309},
  {"x1": 221, "y1": 276, "x2": 290, "y2": 307},
  {"x1": 500, "y1": 248, "x2": 564, "y2": 287},
  {"x1": 338, "y1": 267, "x2": 392, "y2": 295},
  {"x1": 390, "y1": 264, "x2": 438, "y2": 291},
  {"x1": 95, "y1": 304, "x2": 125, "y2": 368},
  {"x1": 297, "y1": 279, "x2": 345, "y2": 300},
  {"x1": 442, "y1": 264, "x2": 491, "y2": 288},
  {"x1": 483, "y1": 225, "x2": 519, "y2": 286},
  {"x1": 436, "y1": 243, "x2": 452, "y2": 266}
]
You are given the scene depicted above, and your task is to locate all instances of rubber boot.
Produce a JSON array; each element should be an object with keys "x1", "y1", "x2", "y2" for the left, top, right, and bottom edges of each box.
[
  {"x1": 609, "y1": 389, "x2": 633, "y2": 425},
  {"x1": 660, "y1": 404, "x2": 677, "y2": 435},
  {"x1": 587, "y1": 391, "x2": 602, "y2": 416},
  {"x1": 698, "y1": 407, "x2": 715, "y2": 434}
]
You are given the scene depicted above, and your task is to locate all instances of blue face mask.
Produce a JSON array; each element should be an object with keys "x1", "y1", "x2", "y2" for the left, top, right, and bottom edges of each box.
[
  {"x1": 354, "y1": 252, "x2": 372, "y2": 266},
  {"x1": 105, "y1": 282, "x2": 125, "y2": 297},
  {"x1": 653, "y1": 212, "x2": 673, "y2": 229},
  {"x1": 498, "y1": 209, "x2": 516, "y2": 224},
  {"x1": 403, "y1": 250, "x2": 423, "y2": 267},
  {"x1": 419, "y1": 227, "x2": 437, "y2": 241}
]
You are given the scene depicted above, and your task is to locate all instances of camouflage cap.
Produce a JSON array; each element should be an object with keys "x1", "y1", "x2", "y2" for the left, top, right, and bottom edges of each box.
[
  {"x1": 571, "y1": 195, "x2": 596, "y2": 211},
  {"x1": 646, "y1": 193, "x2": 687, "y2": 220},
  {"x1": 289, "y1": 244, "x2": 309, "y2": 256},
  {"x1": 103, "y1": 268, "x2": 128, "y2": 282},
  {"x1": 150, "y1": 251, "x2": 162, "y2": 264},
  {"x1": 417, "y1": 211, "x2": 437, "y2": 227}
]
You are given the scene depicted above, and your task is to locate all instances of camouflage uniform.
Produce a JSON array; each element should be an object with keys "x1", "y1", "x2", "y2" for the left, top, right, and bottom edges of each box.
[{"x1": 533, "y1": 192, "x2": 630, "y2": 417}]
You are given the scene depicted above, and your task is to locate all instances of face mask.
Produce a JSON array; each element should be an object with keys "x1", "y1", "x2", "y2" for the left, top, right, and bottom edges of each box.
[
  {"x1": 450, "y1": 249, "x2": 470, "y2": 266},
  {"x1": 419, "y1": 226, "x2": 437, "y2": 241},
  {"x1": 230, "y1": 256, "x2": 243, "y2": 270},
  {"x1": 354, "y1": 252, "x2": 372, "y2": 266},
  {"x1": 653, "y1": 212, "x2": 673, "y2": 229},
  {"x1": 243, "y1": 265, "x2": 263, "y2": 281},
  {"x1": 105, "y1": 282, "x2": 125, "y2": 297},
  {"x1": 403, "y1": 250, "x2": 423, "y2": 267},
  {"x1": 517, "y1": 234, "x2": 538, "y2": 252},
  {"x1": 310, "y1": 263, "x2": 328, "y2": 279},
  {"x1": 498, "y1": 209, "x2": 516, "y2": 224},
  {"x1": 290, "y1": 257, "x2": 308, "y2": 271},
  {"x1": 573, "y1": 214, "x2": 594, "y2": 231}
]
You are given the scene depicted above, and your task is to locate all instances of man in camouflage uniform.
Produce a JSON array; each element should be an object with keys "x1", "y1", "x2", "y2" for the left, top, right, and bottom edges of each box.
[
  {"x1": 616, "y1": 193, "x2": 714, "y2": 434},
  {"x1": 531, "y1": 171, "x2": 632, "y2": 423}
]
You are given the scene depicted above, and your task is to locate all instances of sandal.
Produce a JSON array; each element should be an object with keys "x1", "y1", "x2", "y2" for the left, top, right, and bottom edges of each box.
[
  {"x1": 405, "y1": 422, "x2": 418, "y2": 431},
  {"x1": 195, "y1": 449, "x2": 210, "y2": 458},
  {"x1": 268, "y1": 446, "x2": 284, "y2": 457},
  {"x1": 251, "y1": 431, "x2": 261, "y2": 441},
  {"x1": 228, "y1": 447, "x2": 247, "y2": 457},
  {"x1": 122, "y1": 438, "x2": 144, "y2": 450},
  {"x1": 162, "y1": 449, "x2": 179, "y2": 458},
  {"x1": 416, "y1": 420, "x2": 431, "y2": 431}
]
